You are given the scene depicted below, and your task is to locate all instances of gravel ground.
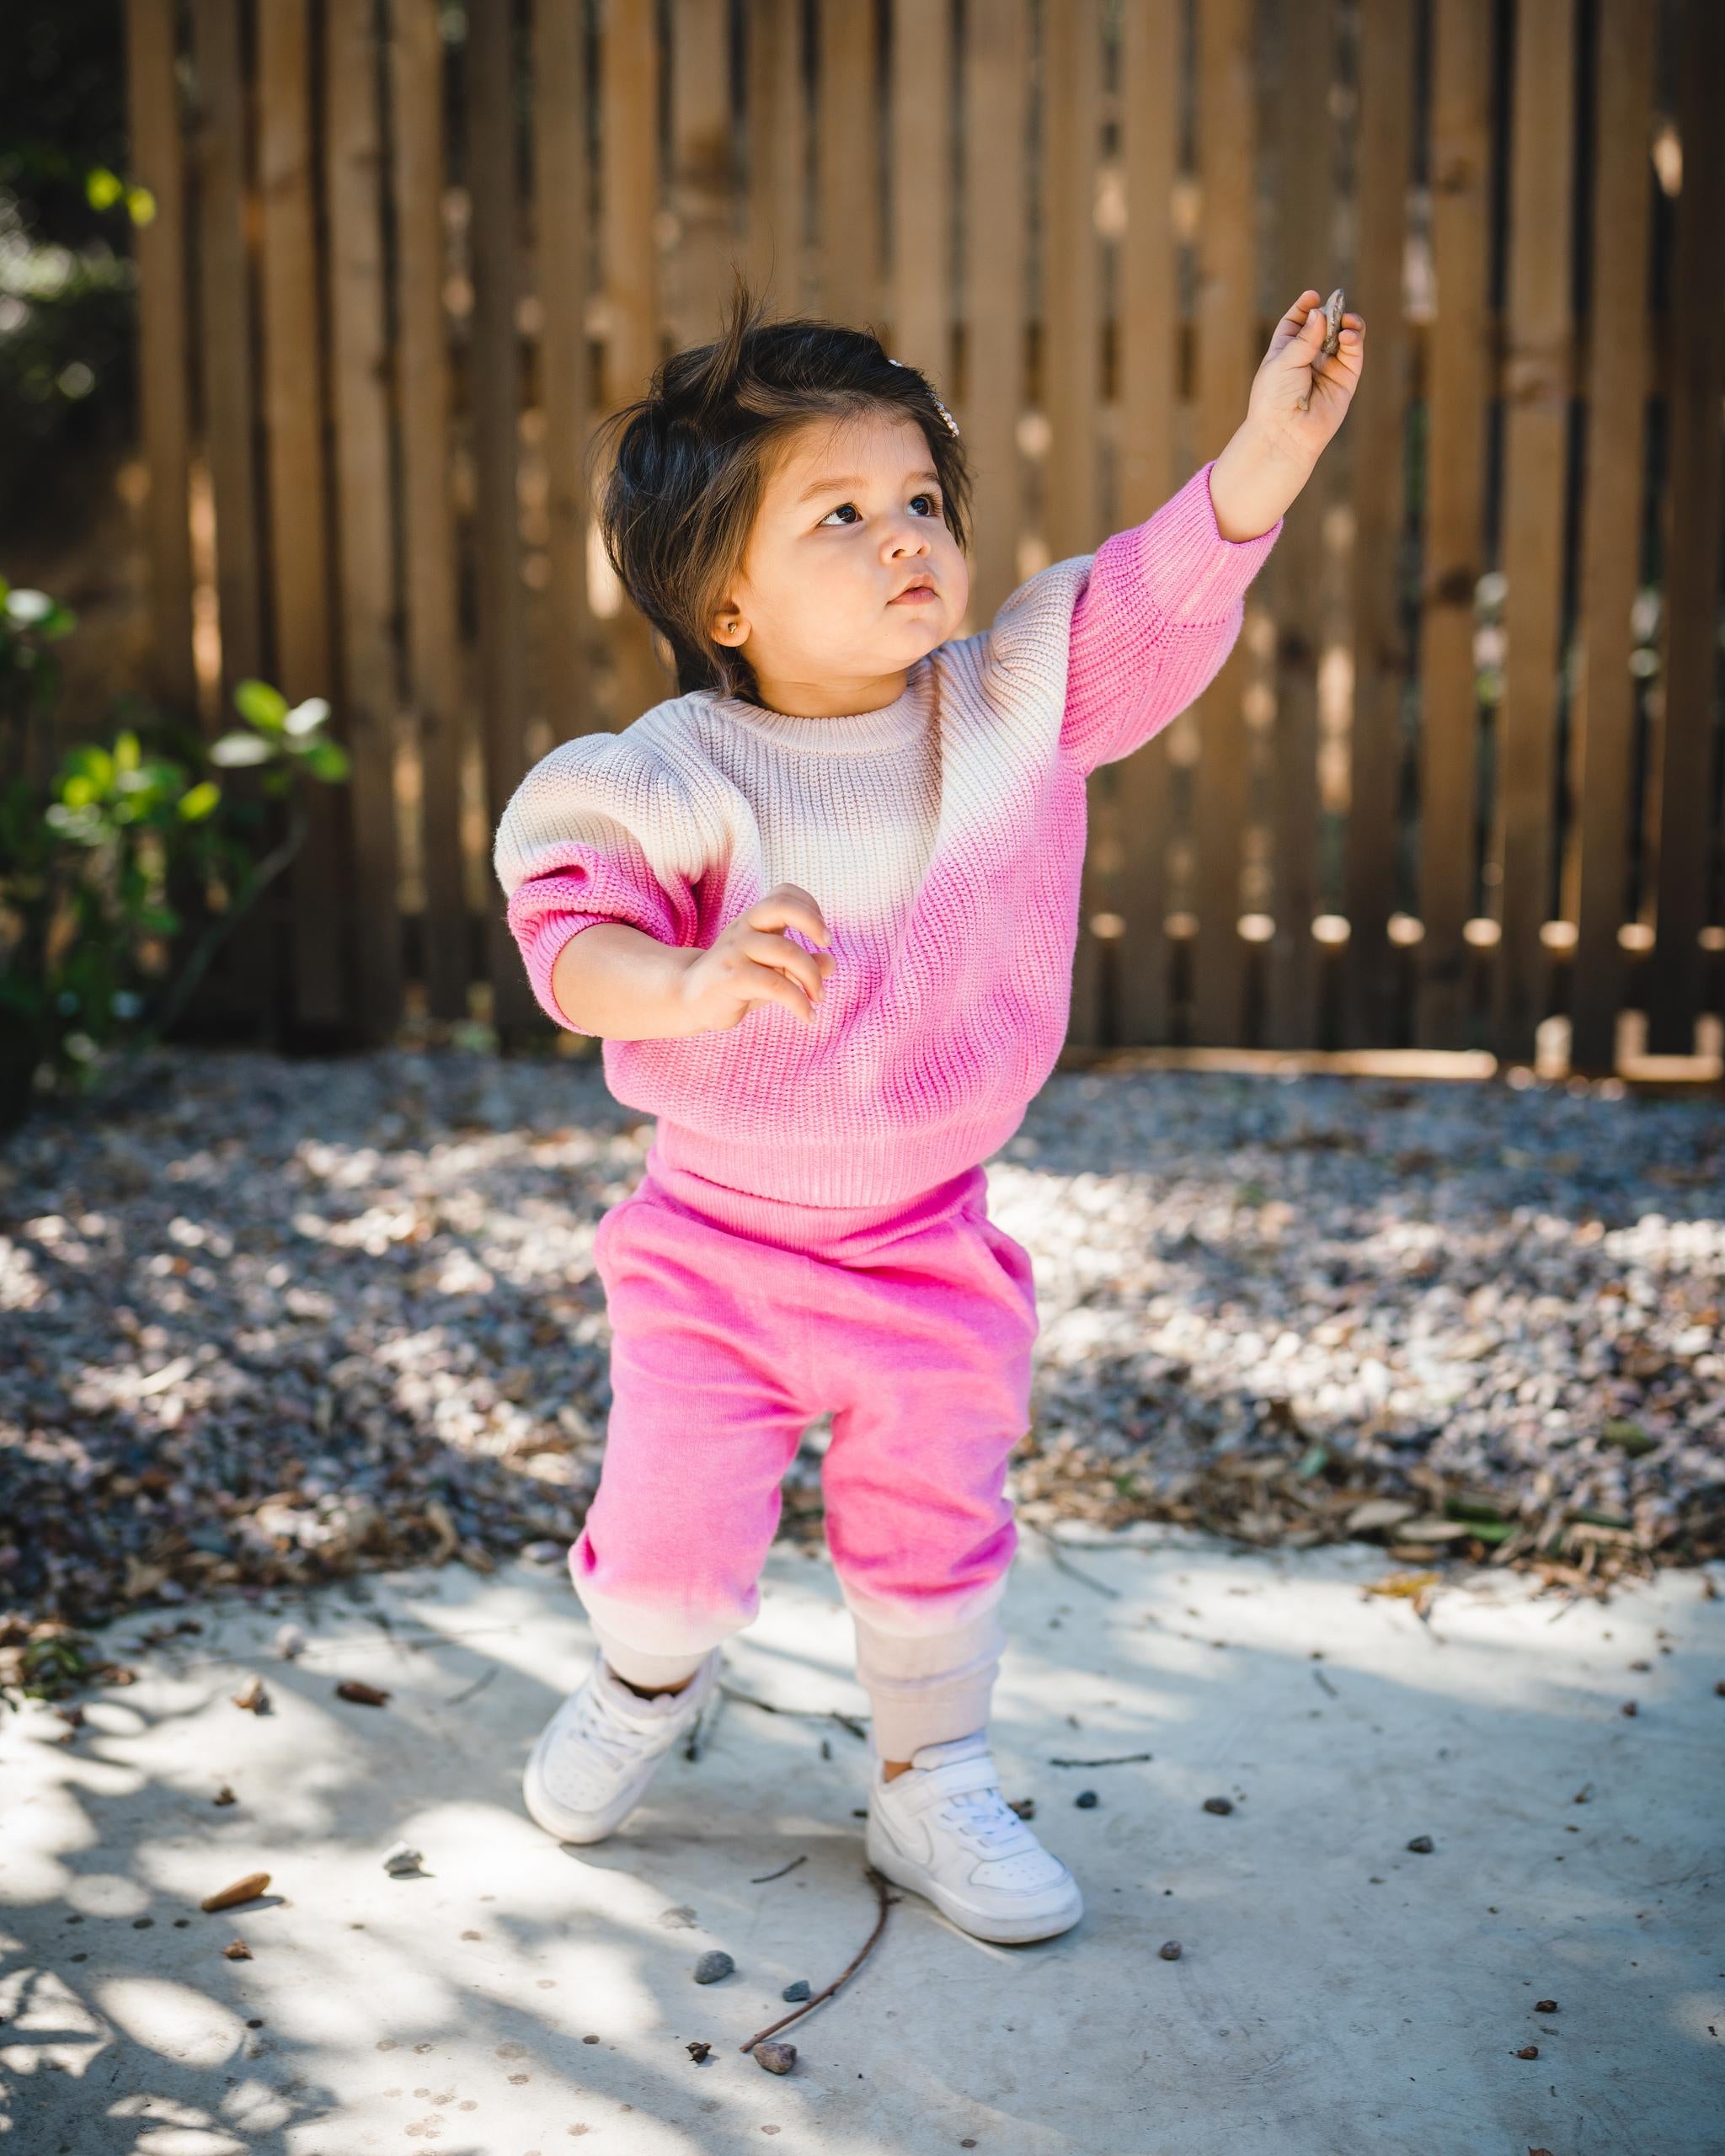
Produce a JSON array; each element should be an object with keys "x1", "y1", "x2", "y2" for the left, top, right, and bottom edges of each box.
[{"x1": 2, "y1": 1044, "x2": 1722, "y2": 1657}]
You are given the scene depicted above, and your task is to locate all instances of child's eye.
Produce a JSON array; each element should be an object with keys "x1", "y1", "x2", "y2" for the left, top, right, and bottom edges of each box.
[{"x1": 820, "y1": 493, "x2": 942, "y2": 527}]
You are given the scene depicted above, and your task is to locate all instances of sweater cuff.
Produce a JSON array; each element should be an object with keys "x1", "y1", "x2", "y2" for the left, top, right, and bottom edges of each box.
[
  {"x1": 1128, "y1": 458, "x2": 1284, "y2": 627},
  {"x1": 521, "y1": 913, "x2": 611, "y2": 1036}
]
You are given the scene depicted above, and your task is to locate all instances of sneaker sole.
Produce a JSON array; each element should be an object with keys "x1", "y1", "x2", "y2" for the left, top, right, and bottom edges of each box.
[{"x1": 864, "y1": 1812, "x2": 1084, "y2": 1944}]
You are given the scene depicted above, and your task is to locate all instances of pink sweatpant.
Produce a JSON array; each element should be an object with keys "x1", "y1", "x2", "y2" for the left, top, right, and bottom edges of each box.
[{"x1": 573, "y1": 1142, "x2": 1040, "y2": 1758}]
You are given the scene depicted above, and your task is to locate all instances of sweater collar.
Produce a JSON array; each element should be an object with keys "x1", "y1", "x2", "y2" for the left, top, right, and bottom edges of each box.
[{"x1": 701, "y1": 659, "x2": 932, "y2": 754}]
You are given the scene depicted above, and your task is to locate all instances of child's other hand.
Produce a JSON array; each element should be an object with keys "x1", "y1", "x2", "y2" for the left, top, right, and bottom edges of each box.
[
  {"x1": 1207, "y1": 291, "x2": 1364, "y2": 539},
  {"x1": 677, "y1": 881, "x2": 836, "y2": 1033}
]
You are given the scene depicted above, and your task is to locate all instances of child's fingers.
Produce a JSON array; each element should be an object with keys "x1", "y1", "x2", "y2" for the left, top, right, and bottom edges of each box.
[
  {"x1": 750, "y1": 881, "x2": 831, "y2": 947},
  {"x1": 739, "y1": 929, "x2": 825, "y2": 1007}
]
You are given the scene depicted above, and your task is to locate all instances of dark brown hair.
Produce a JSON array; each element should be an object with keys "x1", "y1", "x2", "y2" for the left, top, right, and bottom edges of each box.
[{"x1": 586, "y1": 271, "x2": 972, "y2": 705}]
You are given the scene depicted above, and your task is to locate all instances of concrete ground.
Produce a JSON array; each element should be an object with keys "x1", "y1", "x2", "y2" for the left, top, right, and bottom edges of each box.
[{"x1": 3, "y1": 1529, "x2": 1721, "y2": 2156}]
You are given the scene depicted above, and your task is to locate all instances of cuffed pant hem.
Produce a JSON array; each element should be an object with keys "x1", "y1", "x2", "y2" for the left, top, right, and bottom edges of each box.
[
  {"x1": 850, "y1": 1598, "x2": 1007, "y2": 1759},
  {"x1": 589, "y1": 1622, "x2": 713, "y2": 1691}
]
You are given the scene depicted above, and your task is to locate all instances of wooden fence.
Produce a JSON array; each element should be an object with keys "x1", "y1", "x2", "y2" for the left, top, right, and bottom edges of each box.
[{"x1": 121, "y1": 0, "x2": 1725, "y2": 1070}]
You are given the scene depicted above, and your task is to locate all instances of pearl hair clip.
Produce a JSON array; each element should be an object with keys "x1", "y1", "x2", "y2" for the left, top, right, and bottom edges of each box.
[{"x1": 889, "y1": 357, "x2": 961, "y2": 439}]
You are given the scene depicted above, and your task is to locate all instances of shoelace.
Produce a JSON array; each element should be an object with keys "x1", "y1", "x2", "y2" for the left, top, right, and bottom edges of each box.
[
  {"x1": 933, "y1": 1783, "x2": 1033, "y2": 1853},
  {"x1": 569, "y1": 1678, "x2": 679, "y2": 1768}
]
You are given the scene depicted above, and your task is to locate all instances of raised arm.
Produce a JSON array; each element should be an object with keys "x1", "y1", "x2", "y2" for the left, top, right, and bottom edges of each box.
[{"x1": 1060, "y1": 287, "x2": 1367, "y2": 776}]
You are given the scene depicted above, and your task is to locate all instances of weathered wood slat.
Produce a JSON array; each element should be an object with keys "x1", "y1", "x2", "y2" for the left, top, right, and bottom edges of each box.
[
  {"x1": 534, "y1": 0, "x2": 597, "y2": 755},
  {"x1": 325, "y1": 0, "x2": 404, "y2": 1035},
  {"x1": 393, "y1": 0, "x2": 468, "y2": 1022},
  {"x1": 258, "y1": 0, "x2": 347, "y2": 1031},
  {"x1": 1413, "y1": 0, "x2": 1493, "y2": 1050},
  {"x1": 887, "y1": 0, "x2": 953, "y2": 376},
  {"x1": 1568, "y1": 0, "x2": 1656, "y2": 1074},
  {"x1": 814, "y1": 0, "x2": 881, "y2": 332},
  {"x1": 1491, "y1": 0, "x2": 1577, "y2": 1062},
  {"x1": 669, "y1": 0, "x2": 736, "y2": 346},
  {"x1": 1112, "y1": 0, "x2": 1183, "y2": 1048},
  {"x1": 1339, "y1": 0, "x2": 1415, "y2": 1049},
  {"x1": 599, "y1": 0, "x2": 670, "y2": 729},
  {"x1": 1263, "y1": 0, "x2": 1338, "y2": 1049},
  {"x1": 123, "y1": 0, "x2": 196, "y2": 719},
  {"x1": 959, "y1": 0, "x2": 1029, "y2": 629},
  {"x1": 1188, "y1": 0, "x2": 1258, "y2": 1043},
  {"x1": 190, "y1": 0, "x2": 264, "y2": 693},
  {"x1": 1042, "y1": 0, "x2": 1108, "y2": 1051},
  {"x1": 745, "y1": 0, "x2": 809, "y2": 314},
  {"x1": 1645, "y1": 0, "x2": 1725, "y2": 1054},
  {"x1": 189, "y1": 0, "x2": 273, "y2": 1033}
]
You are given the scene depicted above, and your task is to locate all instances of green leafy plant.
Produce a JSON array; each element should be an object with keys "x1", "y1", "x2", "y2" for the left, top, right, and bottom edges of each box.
[{"x1": 0, "y1": 575, "x2": 350, "y2": 1132}]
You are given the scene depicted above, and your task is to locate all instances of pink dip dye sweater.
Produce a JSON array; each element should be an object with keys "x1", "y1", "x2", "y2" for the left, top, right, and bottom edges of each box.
[{"x1": 493, "y1": 458, "x2": 1282, "y2": 1206}]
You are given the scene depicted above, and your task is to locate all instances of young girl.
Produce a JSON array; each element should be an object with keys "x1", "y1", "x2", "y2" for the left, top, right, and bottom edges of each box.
[{"x1": 493, "y1": 277, "x2": 1363, "y2": 1945}]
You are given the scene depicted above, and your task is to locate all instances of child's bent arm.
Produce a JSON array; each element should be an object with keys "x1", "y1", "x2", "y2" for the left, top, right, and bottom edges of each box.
[{"x1": 551, "y1": 922, "x2": 701, "y2": 1038}]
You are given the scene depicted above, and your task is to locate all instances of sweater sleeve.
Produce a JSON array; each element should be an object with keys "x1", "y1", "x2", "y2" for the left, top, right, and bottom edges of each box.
[
  {"x1": 1059, "y1": 457, "x2": 1284, "y2": 777},
  {"x1": 491, "y1": 729, "x2": 706, "y2": 1035}
]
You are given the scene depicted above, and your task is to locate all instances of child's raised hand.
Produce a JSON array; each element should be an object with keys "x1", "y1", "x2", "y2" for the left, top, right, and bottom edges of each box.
[
  {"x1": 677, "y1": 881, "x2": 836, "y2": 1033},
  {"x1": 1245, "y1": 288, "x2": 1365, "y2": 467},
  {"x1": 1207, "y1": 289, "x2": 1365, "y2": 537}
]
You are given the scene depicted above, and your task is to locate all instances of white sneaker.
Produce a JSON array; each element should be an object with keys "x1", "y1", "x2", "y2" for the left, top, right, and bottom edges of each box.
[
  {"x1": 864, "y1": 1731, "x2": 1084, "y2": 1944},
  {"x1": 522, "y1": 1646, "x2": 722, "y2": 1844}
]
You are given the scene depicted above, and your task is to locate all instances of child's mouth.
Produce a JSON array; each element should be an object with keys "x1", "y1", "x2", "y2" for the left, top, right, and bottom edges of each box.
[{"x1": 890, "y1": 585, "x2": 936, "y2": 605}]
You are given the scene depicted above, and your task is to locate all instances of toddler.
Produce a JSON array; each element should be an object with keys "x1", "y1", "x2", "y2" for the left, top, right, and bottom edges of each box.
[{"x1": 493, "y1": 275, "x2": 1362, "y2": 1945}]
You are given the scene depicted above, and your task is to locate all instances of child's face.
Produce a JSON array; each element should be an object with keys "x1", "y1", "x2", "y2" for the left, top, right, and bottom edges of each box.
[{"x1": 710, "y1": 408, "x2": 969, "y2": 717}]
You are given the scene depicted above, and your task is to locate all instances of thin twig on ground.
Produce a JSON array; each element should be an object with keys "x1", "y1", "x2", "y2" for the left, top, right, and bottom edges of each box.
[
  {"x1": 1045, "y1": 1750, "x2": 1155, "y2": 1769},
  {"x1": 739, "y1": 1865, "x2": 899, "y2": 2054},
  {"x1": 1022, "y1": 1520, "x2": 1123, "y2": 1599},
  {"x1": 749, "y1": 1854, "x2": 808, "y2": 1885},
  {"x1": 718, "y1": 1682, "x2": 870, "y2": 1742}
]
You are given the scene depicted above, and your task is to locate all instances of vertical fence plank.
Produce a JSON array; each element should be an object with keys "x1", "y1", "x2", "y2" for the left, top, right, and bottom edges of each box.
[
  {"x1": 325, "y1": 0, "x2": 405, "y2": 1035},
  {"x1": 1188, "y1": 0, "x2": 1258, "y2": 1043},
  {"x1": 887, "y1": 0, "x2": 954, "y2": 377},
  {"x1": 1645, "y1": 0, "x2": 1725, "y2": 1054},
  {"x1": 393, "y1": 0, "x2": 468, "y2": 1021},
  {"x1": 1043, "y1": 0, "x2": 1108, "y2": 1049},
  {"x1": 814, "y1": 0, "x2": 881, "y2": 331},
  {"x1": 123, "y1": 0, "x2": 197, "y2": 721},
  {"x1": 189, "y1": 0, "x2": 275, "y2": 1034},
  {"x1": 600, "y1": 0, "x2": 670, "y2": 727},
  {"x1": 1569, "y1": 0, "x2": 1656, "y2": 1073},
  {"x1": 190, "y1": 0, "x2": 264, "y2": 692},
  {"x1": 1112, "y1": 0, "x2": 1184, "y2": 1047},
  {"x1": 258, "y1": 0, "x2": 348, "y2": 1032},
  {"x1": 959, "y1": 0, "x2": 1030, "y2": 629},
  {"x1": 1491, "y1": 0, "x2": 1577, "y2": 1063},
  {"x1": 467, "y1": 0, "x2": 536, "y2": 1025},
  {"x1": 1339, "y1": 0, "x2": 1416, "y2": 1048},
  {"x1": 669, "y1": 0, "x2": 736, "y2": 344},
  {"x1": 1414, "y1": 0, "x2": 1493, "y2": 1049},
  {"x1": 535, "y1": 0, "x2": 597, "y2": 748},
  {"x1": 745, "y1": 0, "x2": 809, "y2": 312},
  {"x1": 1262, "y1": 0, "x2": 1338, "y2": 1049}
]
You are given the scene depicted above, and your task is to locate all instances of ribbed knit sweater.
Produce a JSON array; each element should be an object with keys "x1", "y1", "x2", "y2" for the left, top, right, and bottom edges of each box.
[{"x1": 493, "y1": 456, "x2": 1283, "y2": 1205}]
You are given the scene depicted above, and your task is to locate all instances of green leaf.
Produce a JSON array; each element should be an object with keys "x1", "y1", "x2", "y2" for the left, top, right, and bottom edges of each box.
[
  {"x1": 1601, "y1": 1419, "x2": 1655, "y2": 1456},
  {"x1": 232, "y1": 679, "x2": 289, "y2": 732},
  {"x1": 85, "y1": 166, "x2": 126, "y2": 211},
  {"x1": 177, "y1": 782, "x2": 221, "y2": 821},
  {"x1": 126, "y1": 185, "x2": 157, "y2": 227},
  {"x1": 113, "y1": 729, "x2": 141, "y2": 774},
  {"x1": 209, "y1": 732, "x2": 274, "y2": 768},
  {"x1": 1294, "y1": 1444, "x2": 1329, "y2": 1481},
  {"x1": 302, "y1": 738, "x2": 351, "y2": 783}
]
